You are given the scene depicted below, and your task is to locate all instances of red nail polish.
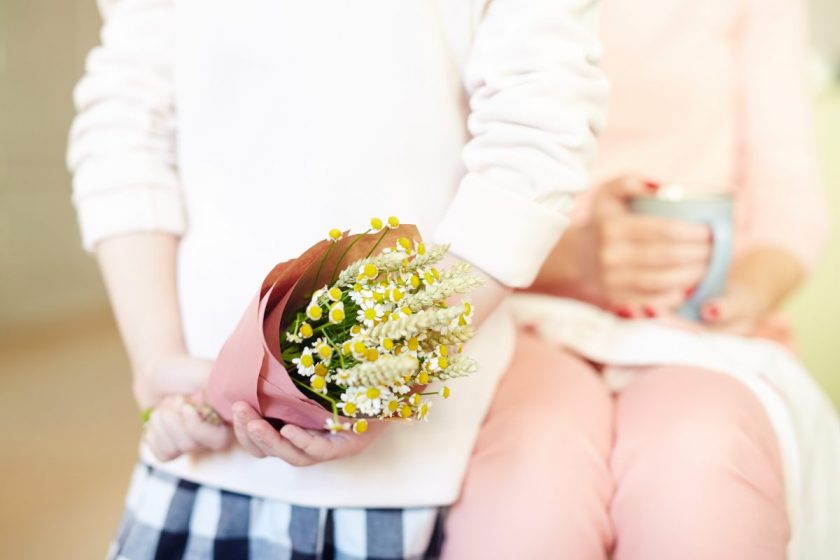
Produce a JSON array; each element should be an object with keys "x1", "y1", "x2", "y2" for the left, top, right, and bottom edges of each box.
[
  {"x1": 642, "y1": 305, "x2": 657, "y2": 318},
  {"x1": 704, "y1": 303, "x2": 719, "y2": 321},
  {"x1": 615, "y1": 305, "x2": 633, "y2": 319},
  {"x1": 644, "y1": 180, "x2": 660, "y2": 193},
  {"x1": 684, "y1": 286, "x2": 696, "y2": 299}
]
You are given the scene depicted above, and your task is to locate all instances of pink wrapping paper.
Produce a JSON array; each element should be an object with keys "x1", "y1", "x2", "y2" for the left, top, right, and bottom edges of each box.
[{"x1": 206, "y1": 225, "x2": 419, "y2": 430}]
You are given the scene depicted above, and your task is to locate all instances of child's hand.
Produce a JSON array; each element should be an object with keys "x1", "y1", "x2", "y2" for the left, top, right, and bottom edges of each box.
[
  {"x1": 144, "y1": 394, "x2": 233, "y2": 461},
  {"x1": 230, "y1": 401, "x2": 386, "y2": 466}
]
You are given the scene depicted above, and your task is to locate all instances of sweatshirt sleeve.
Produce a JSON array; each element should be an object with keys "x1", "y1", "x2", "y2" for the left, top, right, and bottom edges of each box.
[
  {"x1": 734, "y1": 0, "x2": 831, "y2": 272},
  {"x1": 67, "y1": 0, "x2": 184, "y2": 251},
  {"x1": 435, "y1": 0, "x2": 609, "y2": 287}
]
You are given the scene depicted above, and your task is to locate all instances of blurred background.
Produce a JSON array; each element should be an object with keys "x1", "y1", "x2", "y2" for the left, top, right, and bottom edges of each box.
[{"x1": 1, "y1": 1, "x2": 838, "y2": 558}]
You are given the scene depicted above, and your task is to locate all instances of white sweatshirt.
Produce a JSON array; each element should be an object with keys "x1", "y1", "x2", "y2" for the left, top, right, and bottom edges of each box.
[{"x1": 68, "y1": 0, "x2": 608, "y2": 507}]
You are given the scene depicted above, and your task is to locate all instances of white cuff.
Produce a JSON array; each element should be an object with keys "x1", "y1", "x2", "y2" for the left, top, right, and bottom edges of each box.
[
  {"x1": 74, "y1": 185, "x2": 187, "y2": 251},
  {"x1": 434, "y1": 175, "x2": 569, "y2": 288}
]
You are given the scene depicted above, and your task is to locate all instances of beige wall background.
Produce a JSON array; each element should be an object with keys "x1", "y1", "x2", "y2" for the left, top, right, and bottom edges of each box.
[{"x1": 0, "y1": 1, "x2": 838, "y2": 557}]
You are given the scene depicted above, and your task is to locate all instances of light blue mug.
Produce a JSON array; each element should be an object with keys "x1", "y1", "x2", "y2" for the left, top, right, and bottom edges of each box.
[{"x1": 629, "y1": 186, "x2": 733, "y2": 321}]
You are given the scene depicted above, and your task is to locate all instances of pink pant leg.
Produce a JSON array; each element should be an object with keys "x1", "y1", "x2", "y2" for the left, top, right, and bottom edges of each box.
[
  {"x1": 611, "y1": 367, "x2": 789, "y2": 560},
  {"x1": 443, "y1": 331, "x2": 614, "y2": 560}
]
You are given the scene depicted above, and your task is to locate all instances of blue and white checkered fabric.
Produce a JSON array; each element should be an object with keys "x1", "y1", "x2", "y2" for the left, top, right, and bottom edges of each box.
[{"x1": 108, "y1": 464, "x2": 445, "y2": 560}]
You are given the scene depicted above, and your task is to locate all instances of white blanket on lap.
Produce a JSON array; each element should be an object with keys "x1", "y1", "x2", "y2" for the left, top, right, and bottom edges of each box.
[{"x1": 510, "y1": 294, "x2": 840, "y2": 560}]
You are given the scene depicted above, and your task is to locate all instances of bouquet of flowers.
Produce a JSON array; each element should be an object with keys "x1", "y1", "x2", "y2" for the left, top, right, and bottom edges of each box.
[{"x1": 206, "y1": 217, "x2": 483, "y2": 434}]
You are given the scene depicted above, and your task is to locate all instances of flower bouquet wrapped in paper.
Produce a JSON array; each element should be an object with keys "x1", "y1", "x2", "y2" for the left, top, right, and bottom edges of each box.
[{"x1": 206, "y1": 217, "x2": 483, "y2": 434}]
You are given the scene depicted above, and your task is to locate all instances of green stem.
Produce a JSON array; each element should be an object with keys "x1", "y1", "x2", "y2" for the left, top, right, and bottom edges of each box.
[
  {"x1": 329, "y1": 228, "x2": 371, "y2": 284},
  {"x1": 293, "y1": 377, "x2": 339, "y2": 416},
  {"x1": 364, "y1": 228, "x2": 390, "y2": 261},
  {"x1": 310, "y1": 241, "x2": 335, "y2": 298}
]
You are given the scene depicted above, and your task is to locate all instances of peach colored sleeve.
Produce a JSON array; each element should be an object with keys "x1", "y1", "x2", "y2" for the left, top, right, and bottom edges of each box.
[{"x1": 734, "y1": 0, "x2": 831, "y2": 272}]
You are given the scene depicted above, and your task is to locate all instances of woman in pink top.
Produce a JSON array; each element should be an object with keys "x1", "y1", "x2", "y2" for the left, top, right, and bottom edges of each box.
[{"x1": 444, "y1": 0, "x2": 831, "y2": 558}]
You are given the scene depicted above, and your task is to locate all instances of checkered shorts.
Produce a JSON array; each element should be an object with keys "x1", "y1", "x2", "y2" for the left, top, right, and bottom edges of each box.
[{"x1": 108, "y1": 464, "x2": 445, "y2": 560}]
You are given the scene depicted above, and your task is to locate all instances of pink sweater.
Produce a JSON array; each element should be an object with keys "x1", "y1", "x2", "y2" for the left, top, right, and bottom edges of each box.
[{"x1": 584, "y1": 0, "x2": 830, "y2": 269}]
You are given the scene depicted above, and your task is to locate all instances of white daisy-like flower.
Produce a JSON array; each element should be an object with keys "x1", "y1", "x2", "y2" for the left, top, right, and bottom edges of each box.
[
  {"x1": 312, "y1": 339, "x2": 334, "y2": 364},
  {"x1": 291, "y1": 347, "x2": 316, "y2": 376},
  {"x1": 349, "y1": 283, "x2": 373, "y2": 305},
  {"x1": 357, "y1": 386, "x2": 391, "y2": 416},
  {"x1": 328, "y1": 301, "x2": 346, "y2": 324},
  {"x1": 337, "y1": 389, "x2": 361, "y2": 417},
  {"x1": 325, "y1": 417, "x2": 351, "y2": 434},
  {"x1": 415, "y1": 400, "x2": 432, "y2": 421},
  {"x1": 356, "y1": 299, "x2": 385, "y2": 327}
]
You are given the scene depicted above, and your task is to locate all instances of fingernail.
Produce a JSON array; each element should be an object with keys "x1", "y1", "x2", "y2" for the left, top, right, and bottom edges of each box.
[
  {"x1": 644, "y1": 180, "x2": 660, "y2": 193},
  {"x1": 642, "y1": 305, "x2": 657, "y2": 318},
  {"x1": 615, "y1": 305, "x2": 633, "y2": 319},
  {"x1": 703, "y1": 303, "x2": 719, "y2": 321}
]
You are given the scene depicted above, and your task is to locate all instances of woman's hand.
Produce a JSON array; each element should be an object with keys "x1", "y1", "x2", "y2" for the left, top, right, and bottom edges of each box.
[
  {"x1": 535, "y1": 176, "x2": 712, "y2": 318},
  {"x1": 700, "y1": 247, "x2": 804, "y2": 335},
  {"x1": 231, "y1": 401, "x2": 386, "y2": 467},
  {"x1": 140, "y1": 355, "x2": 233, "y2": 461},
  {"x1": 144, "y1": 393, "x2": 232, "y2": 461}
]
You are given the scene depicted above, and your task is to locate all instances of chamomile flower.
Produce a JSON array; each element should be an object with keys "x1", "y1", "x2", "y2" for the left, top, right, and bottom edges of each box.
[
  {"x1": 292, "y1": 348, "x2": 316, "y2": 376},
  {"x1": 313, "y1": 339, "x2": 334, "y2": 363},
  {"x1": 370, "y1": 217, "x2": 384, "y2": 232},
  {"x1": 306, "y1": 302, "x2": 323, "y2": 322},
  {"x1": 338, "y1": 390, "x2": 360, "y2": 417},
  {"x1": 309, "y1": 374, "x2": 327, "y2": 394},
  {"x1": 387, "y1": 216, "x2": 400, "y2": 229},
  {"x1": 353, "y1": 419, "x2": 369, "y2": 434},
  {"x1": 328, "y1": 228, "x2": 343, "y2": 242},
  {"x1": 358, "y1": 386, "x2": 390, "y2": 416},
  {"x1": 329, "y1": 301, "x2": 346, "y2": 324},
  {"x1": 325, "y1": 417, "x2": 351, "y2": 434},
  {"x1": 416, "y1": 400, "x2": 432, "y2": 421},
  {"x1": 349, "y1": 283, "x2": 373, "y2": 305},
  {"x1": 357, "y1": 299, "x2": 385, "y2": 327},
  {"x1": 285, "y1": 331, "x2": 303, "y2": 344},
  {"x1": 327, "y1": 287, "x2": 343, "y2": 302}
]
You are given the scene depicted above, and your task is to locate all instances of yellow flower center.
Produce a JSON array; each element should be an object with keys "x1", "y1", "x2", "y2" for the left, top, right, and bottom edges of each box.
[
  {"x1": 329, "y1": 306, "x2": 345, "y2": 323},
  {"x1": 366, "y1": 387, "x2": 380, "y2": 399},
  {"x1": 388, "y1": 400, "x2": 399, "y2": 413},
  {"x1": 344, "y1": 402, "x2": 358, "y2": 416},
  {"x1": 299, "y1": 323, "x2": 313, "y2": 339},
  {"x1": 464, "y1": 302, "x2": 472, "y2": 316},
  {"x1": 363, "y1": 263, "x2": 378, "y2": 279},
  {"x1": 417, "y1": 371, "x2": 430, "y2": 384},
  {"x1": 398, "y1": 237, "x2": 412, "y2": 250},
  {"x1": 416, "y1": 243, "x2": 426, "y2": 255},
  {"x1": 328, "y1": 228, "x2": 342, "y2": 241},
  {"x1": 366, "y1": 348, "x2": 379, "y2": 362},
  {"x1": 306, "y1": 304, "x2": 323, "y2": 321},
  {"x1": 439, "y1": 345, "x2": 448, "y2": 356},
  {"x1": 318, "y1": 345, "x2": 333, "y2": 360},
  {"x1": 351, "y1": 325, "x2": 362, "y2": 335},
  {"x1": 438, "y1": 356, "x2": 448, "y2": 369},
  {"x1": 387, "y1": 216, "x2": 400, "y2": 228},
  {"x1": 399, "y1": 404, "x2": 413, "y2": 418},
  {"x1": 300, "y1": 354, "x2": 314, "y2": 368},
  {"x1": 364, "y1": 308, "x2": 377, "y2": 321},
  {"x1": 353, "y1": 341, "x2": 367, "y2": 355},
  {"x1": 314, "y1": 363, "x2": 328, "y2": 377},
  {"x1": 410, "y1": 275, "x2": 420, "y2": 289},
  {"x1": 391, "y1": 289, "x2": 404, "y2": 302},
  {"x1": 370, "y1": 217, "x2": 383, "y2": 230},
  {"x1": 441, "y1": 386, "x2": 451, "y2": 399},
  {"x1": 382, "y1": 338, "x2": 394, "y2": 351},
  {"x1": 311, "y1": 376, "x2": 326, "y2": 390},
  {"x1": 328, "y1": 287, "x2": 342, "y2": 301},
  {"x1": 353, "y1": 419, "x2": 369, "y2": 433},
  {"x1": 408, "y1": 338, "x2": 419, "y2": 351}
]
